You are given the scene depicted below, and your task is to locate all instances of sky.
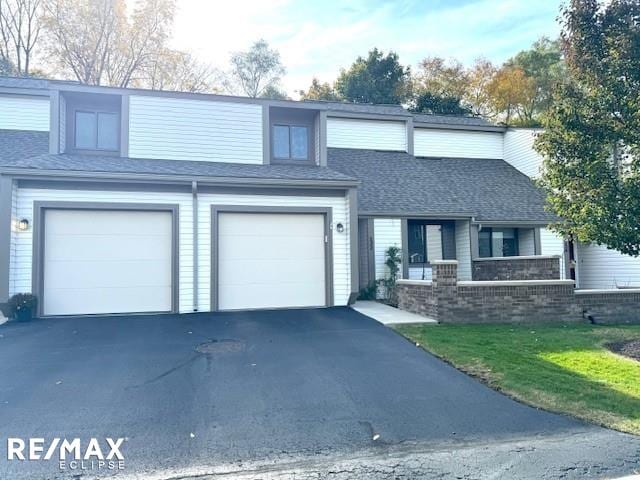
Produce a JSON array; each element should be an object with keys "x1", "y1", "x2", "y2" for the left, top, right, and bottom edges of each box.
[{"x1": 170, "y1": 0, "x2": 563, "y2": 97}]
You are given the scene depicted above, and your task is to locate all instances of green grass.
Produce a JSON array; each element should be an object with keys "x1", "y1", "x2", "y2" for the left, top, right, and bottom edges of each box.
[{"x1": 395, "y1": 322, "x2": 640, "y2": 434}]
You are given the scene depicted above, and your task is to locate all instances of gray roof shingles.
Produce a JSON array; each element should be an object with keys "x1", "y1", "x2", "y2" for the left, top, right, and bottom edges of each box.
[
  {"x1": 0, "y1": 129, "x2": 50, "y2": 163},
  {"x1": 0, "y1": 134, "x2": 356, "y2": 182},
  {"x1": 0, "y1": 131, "x2": 550, "y2": 222},
  {"x1": 327, "y1": 148, "x2": 554, "y2": 223}
]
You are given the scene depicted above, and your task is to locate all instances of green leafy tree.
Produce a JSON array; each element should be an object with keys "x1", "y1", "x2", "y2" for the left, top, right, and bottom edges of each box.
[
  {"x1": 335, "y1": 48, "x2": 410, "y2": 104},
  {"x1": 410, "y1": 91, "x2": 471, "y2": 115},
  {"x1": 298, "y1": 77, "x2": 342, "y2": 101},
  {"x1": 536, "y1": 0, "x2": 640, "y2": 256},
  {"x1": 506, "y1": 37, "x2": 565, "y2": 124},
  {"x1": 260, "y1": 84, "x2": 289, "y2": 100}
]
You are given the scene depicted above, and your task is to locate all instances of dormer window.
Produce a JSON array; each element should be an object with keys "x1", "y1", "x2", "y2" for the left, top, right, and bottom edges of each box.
[
  {"x1": 75, "y1": 111, "x2": 119, "y2": 151},
  {"x1": 273, "y1": 124, "x2": 309, "y2": 161},
  {"x1": 62, "y1": 91, "x2": 121, "y2": 155}
]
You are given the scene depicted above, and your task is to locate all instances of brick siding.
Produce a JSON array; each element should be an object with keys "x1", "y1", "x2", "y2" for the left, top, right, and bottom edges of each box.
[
  {"x1": 397, "y1": 260, "x2": 639, "y2": 324},
  {"x1": 472, "y1": 256, "x2": 561, "y2": 281}
]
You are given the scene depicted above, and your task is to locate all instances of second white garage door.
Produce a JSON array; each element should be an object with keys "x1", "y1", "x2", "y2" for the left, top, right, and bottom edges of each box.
[
  {"x1": 217, "y1": 212, "x2": 327, "y2": 310},
  {"x1": 42, "y1": 209, "x2": 173, "y2": 316}
]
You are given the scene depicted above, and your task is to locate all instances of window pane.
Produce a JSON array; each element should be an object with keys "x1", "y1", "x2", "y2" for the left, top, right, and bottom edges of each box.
[
  {"x1": 408, "y1": 222, "x2": 425, "y2": 264},
  {"x1": 273, "y1": 125, "x2": 290, "y2": 158},
  {"x1": 499, "y1": 228, "x2": 518, "y2": 256},
  {"x1": 75, "y1": 111, "x2": 96, "y2": 149},
  {"x1": 97, "y1": 112, "x2": 119, "y2": 150},
  {"x1": 426, "y1": 224, "x2": 443, "y2": 261},
  {"x1": 479, "y1": 230, "x2": 492, "y2": 257},
  {"x1": 491, "y1": 228, "x2": 518, "y2": 257},
  {"x1": 291, "y1": 126, "x2": 308, "y2": 160}
]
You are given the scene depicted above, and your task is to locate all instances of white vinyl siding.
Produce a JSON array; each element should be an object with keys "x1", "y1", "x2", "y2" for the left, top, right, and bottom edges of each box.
[
  {"x1": 9, "y1": 182, "x2": 18, "y2": 296},
  {"x1": 577, "y1": 243, "x2": 640, "y2": 289},
  {"x1": 197, "y1": 194, "x2": 351, "y2": 310},
  {"x1": 128, "y1": 95, "x2": 263, "y2": 163},
  {"x1": 0, "y1": 95, "x2": 50, "y2": 131},
  {"x1": 455, "y1": 220, "x2": 472, "y2": 281},
  {"x1": 414, "y1": 128, "x2": 503, "y2": 159},
  {"x1": 373, "y1": 218, "x2": 402, "y2": 281},
  {"x1": 10, "y1": 188, "x2": 194, "y2": 313},
  {"x1": 540, "y1": 228, "x2": 566, "y2": 280},
  {"x1": 327, "y1": 118, "x2": 407, "y2": 151},
  {"x1": 503, "y1": 128, "x2": 544, "y2": 178}
]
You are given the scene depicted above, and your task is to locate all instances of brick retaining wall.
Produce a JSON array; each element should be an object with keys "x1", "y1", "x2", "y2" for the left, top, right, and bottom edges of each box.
[
  {"x1": 396, "y1": 260, "x2": 638, "y2": 324},
  {"x1": 472, "y1": 255, "x2": 561, "y2": 281},
  {"x1": 575, "y1": 289, "x2": 640, "y2": 324}
]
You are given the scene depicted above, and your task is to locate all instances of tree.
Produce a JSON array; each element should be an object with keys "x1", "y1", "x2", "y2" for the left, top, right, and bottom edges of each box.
[
  {"x1": 415, "y1": 56, "x2": 468, "y2": 99},
  {"x1": 335, "y1": 48, "x2": 410, "y2": 104},
  {"x1": 0, "y1": 0, "x2": 43, "y2": 76},
  {"x1": 485, "y1": 65, "x2": 536, "y2": 125},
  {"x1": 298, "y1": 77, "x2": 342, "y2": 101},
  {"x1": 259, "y1": 84, "x2": 289, "y2": 100},
  {"x1": 506, "y1": 37, "x2": 565, "y2": 124},
  {"x1": 464, "y1": 58, "x2": 497, "y2": 117},
  {"x1": 536, "y1": 0, "x2": 640, "y2": 256},
  {"x1": 142, "y1": 49, "x2": 220, "y2": 93},
  {"x1": 226, "y1": 39, "x2": 285, "y2": 98},
  {"x1": 410, "y1": 91, "x2": 471, "y2": 115},
  {"x1": 42, "y1": 0, "x2": 174, "y2": 87}
]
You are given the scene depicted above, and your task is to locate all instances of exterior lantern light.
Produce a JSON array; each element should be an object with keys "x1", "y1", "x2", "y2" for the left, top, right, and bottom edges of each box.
[
  {"x1": 336, "y1": 223, "x2": 345, "y2": 233},
  {"x1": 17, "y1": 218, "x2": 29, "y2": 231}
]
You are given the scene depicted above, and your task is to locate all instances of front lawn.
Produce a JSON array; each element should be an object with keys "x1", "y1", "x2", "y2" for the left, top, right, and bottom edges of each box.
[{"x1": 395, "y1": 323, "x2": 640, "y2": 434}]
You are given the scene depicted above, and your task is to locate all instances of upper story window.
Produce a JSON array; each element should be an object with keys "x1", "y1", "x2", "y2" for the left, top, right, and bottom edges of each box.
[
  {"x1": 478, "y1": 227, "x2": 519, "y2": 257},
  {"x1": 63, "y1": 92, "x2": 121, "y2": 155},
  {"x1": 75, "y1": 111, "x2": 119, "y2": 151},
  {"x1": 273, "y1": 124, "x2": 309, "y2": 161}
]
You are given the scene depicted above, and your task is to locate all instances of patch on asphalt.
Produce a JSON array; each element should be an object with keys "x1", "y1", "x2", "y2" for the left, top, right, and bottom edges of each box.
[{"x1": 196, "y1": 339, "x2": 246, "y2": 355}]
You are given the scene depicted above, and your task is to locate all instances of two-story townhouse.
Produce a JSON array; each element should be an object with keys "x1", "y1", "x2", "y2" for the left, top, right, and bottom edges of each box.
[{"x1": 0, "y1": 76, "x2": 564, "y2": 318}]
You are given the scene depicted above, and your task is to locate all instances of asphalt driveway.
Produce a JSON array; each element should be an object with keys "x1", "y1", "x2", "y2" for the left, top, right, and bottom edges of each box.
[{"x1": 0, "y1": 307, "x2": 638, "y2": 479}]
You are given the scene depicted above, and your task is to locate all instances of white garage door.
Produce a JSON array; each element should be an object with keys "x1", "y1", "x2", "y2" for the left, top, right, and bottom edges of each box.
[
  {"x1": 217, "y1": 212, "x2": 327, "y2": 310},
  {"x1": 43, "y1": 209, "x2": 173, "y2": 316}
]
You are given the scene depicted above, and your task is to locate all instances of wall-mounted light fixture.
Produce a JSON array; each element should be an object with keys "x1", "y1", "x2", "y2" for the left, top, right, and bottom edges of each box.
[
  {"x1": 17, "y1": 218, "x2": 29, "y2": 231},
  {"x1": 336, "y1": 223, "x2": 345, "y2": 233}
]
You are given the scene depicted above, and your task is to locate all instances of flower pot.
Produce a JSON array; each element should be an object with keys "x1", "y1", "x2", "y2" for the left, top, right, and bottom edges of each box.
[{"x1": 14, "y1": 308, "x2": 33, "y2": 322}]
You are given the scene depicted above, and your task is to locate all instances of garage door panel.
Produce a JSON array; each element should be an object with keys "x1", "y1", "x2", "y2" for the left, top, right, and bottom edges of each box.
[
  {"x1": 217, "y1": 212, "x2": 327, "y2": 310},
  {"x1": 44, "y1": 286, "x2": 172, "y2": 316},
  {"x1": 45, "y1": 210, "x2": 170, "y2": 235},
  {"x1": 220, "y1": 283, "x2": 325, "y2": 310},
  {"x1": 219, "y1": 258, "x2": 325, "y2": 285},
  {"x1": 45, "y1": 260, "x2": 172, "y2": 288},
  {"x1": 218, "y1": 235, "x2": 325, "y2": 261},
  {"x1": 45, "y1": 234, "x2": 171, "y2": 261},
  {"x1": 220, "y1": 213, "x2": 324, "y2": 236},
  {"x1": 43, "y1": 209, "x2": 173, "y2": 315}
]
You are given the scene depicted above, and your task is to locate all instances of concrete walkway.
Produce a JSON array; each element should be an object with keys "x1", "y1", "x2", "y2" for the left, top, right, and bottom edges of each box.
[{"x1": 351, "y1": 301, "x2": 437, "y2": 325}]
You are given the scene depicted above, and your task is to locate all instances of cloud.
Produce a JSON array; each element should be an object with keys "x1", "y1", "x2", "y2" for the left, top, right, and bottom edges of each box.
[{"x1": 170, "y1": 0, "x2": 562, "y2": 97}]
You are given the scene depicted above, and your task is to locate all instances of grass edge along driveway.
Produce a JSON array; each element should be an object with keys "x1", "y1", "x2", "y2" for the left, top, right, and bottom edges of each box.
[{"x1": 395, "y1": 322, "x2": 640, "y2": 435}]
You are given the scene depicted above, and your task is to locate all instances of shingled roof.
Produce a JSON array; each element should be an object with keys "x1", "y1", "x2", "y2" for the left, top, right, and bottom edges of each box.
[
  {"x1": 327, "y1": 148, "x2": 554, "y2": 223},
  {"x1": 0, "y1": 129, "x2": 50, "y2": 163}
]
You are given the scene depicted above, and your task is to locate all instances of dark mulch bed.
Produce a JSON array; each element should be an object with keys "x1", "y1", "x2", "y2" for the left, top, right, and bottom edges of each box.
[{"x1": 607, "y1": 339, "x2": 640, "y2": 362}]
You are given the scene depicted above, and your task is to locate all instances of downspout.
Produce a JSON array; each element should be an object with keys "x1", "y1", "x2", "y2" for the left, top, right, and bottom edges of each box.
[{"x1": 192, "y1": 180, "x2": 199, "y2": 312}]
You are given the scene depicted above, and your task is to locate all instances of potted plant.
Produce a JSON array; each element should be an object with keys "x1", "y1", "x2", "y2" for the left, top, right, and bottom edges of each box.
[{"x1": 8, "y1": 293, "x2": 37, "y2": 322}]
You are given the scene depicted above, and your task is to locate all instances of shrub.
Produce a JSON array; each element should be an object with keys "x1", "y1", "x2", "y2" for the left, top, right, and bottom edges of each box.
[{"x1": 8, "y1": 293, "x2": 37, "y2": 320}]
